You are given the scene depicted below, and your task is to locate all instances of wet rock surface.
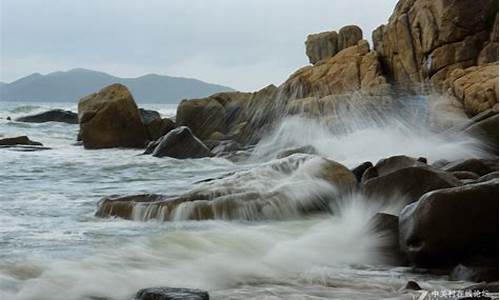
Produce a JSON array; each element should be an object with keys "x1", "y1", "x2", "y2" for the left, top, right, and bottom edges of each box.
[
  {"x1": 399, "y1": 179, "x2": 499, "y2": 268},
  {"x1": 144, "y1": 126, "x2": 213, "y2": 159},
  {"x1": 15, "y1": 109, "x2": 78, "y2": 124},
  {"x1": 362, "y1": 165, "x2": 461, "y2": 206},
  {"x1": 96, "y1": 155, "x2": 356, "y2": 221},
  {"x1": 135, "y1": 287, "x2": 209, "y2": 300}
]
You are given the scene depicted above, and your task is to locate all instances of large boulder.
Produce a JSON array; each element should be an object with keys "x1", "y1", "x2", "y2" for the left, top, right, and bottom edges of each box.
[
  {"x1": 305, "y1": 25, "x2": 362, "y2": 65},
  {"x1": 135, "y1": 287, "x2": 209, "y2": 300},
  {"x1": 78, "y1": 84, "x2": 149, "y2": 149},
  {"x1": 373, "y1": 0, "x2": 498, "y2": 92},
  {"x1": 399, "y1": 179, "x2": 499, "y2": 267},
  {"x1": 145, "y1": 126, "x2": 213, "y2": 159},
  {"x1": 362, "y1": 165, "x2": 461, "y2": 206},
  {"x1": 15, "y1": 109, "x2": 78, "y2": 124},
  {"x1": 176, "y1": 97, "x2": 225, "y2": 141}
]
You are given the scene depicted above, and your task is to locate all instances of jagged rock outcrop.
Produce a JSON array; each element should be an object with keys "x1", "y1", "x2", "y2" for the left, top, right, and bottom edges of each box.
[
  {"x1": 15, "y1": 109, "x2": 78, "y2": 124},
  {"x1": 478, "y1": 13, "x2": 499, "y2": 65},
  {"x1": 444, "y1": 62, "x2": 499, "y2": 116},
  {"x1": 305, "y1": 25, "x2": 362, "y2": 64},
  {"x1": 283, "y1": 40, "x2": 390, "y2": 100},
  {"x1": 78, "y1": 84, "x2": 149, "y2": 149},
  {"x1": 372, "y1": 0, "x2": 498, "y2": 95}
]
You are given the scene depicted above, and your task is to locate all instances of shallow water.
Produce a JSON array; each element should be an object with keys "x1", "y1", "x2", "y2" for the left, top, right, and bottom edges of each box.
[{"x1": 0, "y1": 99, "x2": 490, "y2": 299}]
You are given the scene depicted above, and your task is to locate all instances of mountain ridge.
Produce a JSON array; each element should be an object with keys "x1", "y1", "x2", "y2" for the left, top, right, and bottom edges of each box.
[{"x1": 0, "y1": 68, "x2": 234, "y2": 103}]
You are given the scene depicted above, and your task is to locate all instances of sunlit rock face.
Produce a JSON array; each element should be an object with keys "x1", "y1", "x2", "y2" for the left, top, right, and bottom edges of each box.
[
  {"x1": 372, "y1": 0, "x2": 498, "y2": 94},
  {"x1": 78, "y1": 83, "x2": 149, "y2": 149}
]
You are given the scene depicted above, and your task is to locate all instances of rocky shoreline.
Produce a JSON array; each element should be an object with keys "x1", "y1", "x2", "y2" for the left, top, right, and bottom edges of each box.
[{"x1": 3, "y1": 0, "x2": 499, "y2": 298}]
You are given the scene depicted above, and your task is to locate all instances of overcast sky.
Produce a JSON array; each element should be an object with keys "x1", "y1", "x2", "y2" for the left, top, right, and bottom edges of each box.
[{"x1": 1, "y1": 0, "x2": 398, "y2": 91}]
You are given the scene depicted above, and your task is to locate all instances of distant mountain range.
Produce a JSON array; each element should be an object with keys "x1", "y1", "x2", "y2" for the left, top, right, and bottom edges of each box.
[{"x1": 0, "y1": 68, "x2": 234, "y2": 103}]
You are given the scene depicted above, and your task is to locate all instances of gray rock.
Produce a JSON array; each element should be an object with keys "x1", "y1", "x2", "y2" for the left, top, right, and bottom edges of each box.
[
  {"x1": 442, "y1": 159, "x2": 498, "y2": 176},
  {"x1": 15, "y1": 109, "x2": 78, "y2": 124},
  {"x1": 135, "y1": 287, "x2": 209, "y2": 300},
  {"x1": 276, "y1": 145, "x2": 317, "y2": 159},
  {"x1": 149, "y1": 126, "x2": 213, "y2": 159},
  {"x1": 139, "y1": 108, "x2": 161, "y2": 125},
  {"x1": 368, "y1": 213, "x2": 407, "y2": 266},
  {"x1": 399, "y1": 179, "x2": 499, "y2": 267},
  {"x1": 452, "y1": 171, "x2": 480, "y2": 180},
  {"x1": 464, "y1": 114, "x2": 499, "y2": 154},
  {"x1": 351, "y1": 161, "x2": 373, "y2": 183}
]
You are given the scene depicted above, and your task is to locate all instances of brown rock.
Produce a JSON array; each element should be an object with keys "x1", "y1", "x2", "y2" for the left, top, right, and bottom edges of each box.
[
  {"x1": 306, "y1": 31, "x2": 339, "y2": 65},
  {"x1": 338, "y1": 25, "x2": 363, "y2": 52},
  {"x1": 445, "y1": 63, "x2": 499, "y2": 116},
  {"x1": 374, "y1": 0, "x2": 497, "y2": 90},
  {"x1": 78, "y1": 84, "x2": 149, "y2": 149},
  {"x1": 282, "y1": 40, "x2": 389, "y2": 100},
  {"x1": 305, "y1": 25, "x2": 362, "y2": 65},
  {"x1": 175, "y1": 85, "x2": 278, "y2": 145},
  {"x1": 176, "y1": 97, "x2": 225, "y2": 141},
  {"x1": 146, "y1": 118, "x2": 176, "y2": 141}
]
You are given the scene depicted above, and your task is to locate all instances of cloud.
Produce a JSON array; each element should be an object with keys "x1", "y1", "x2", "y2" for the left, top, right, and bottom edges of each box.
[{"x1": 1, "y1": 0, "x2": 397, "y2": 91}]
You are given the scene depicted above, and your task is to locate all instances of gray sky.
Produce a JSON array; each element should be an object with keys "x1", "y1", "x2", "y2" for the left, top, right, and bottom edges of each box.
[{"x1": 1, "y1": 0, "x2": 398, "y2": 91}]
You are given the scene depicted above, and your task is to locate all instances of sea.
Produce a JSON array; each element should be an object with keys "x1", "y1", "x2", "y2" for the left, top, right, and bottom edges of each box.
[{"x1": 0, "y1": 98, "x2": 491, "y2": 300}]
